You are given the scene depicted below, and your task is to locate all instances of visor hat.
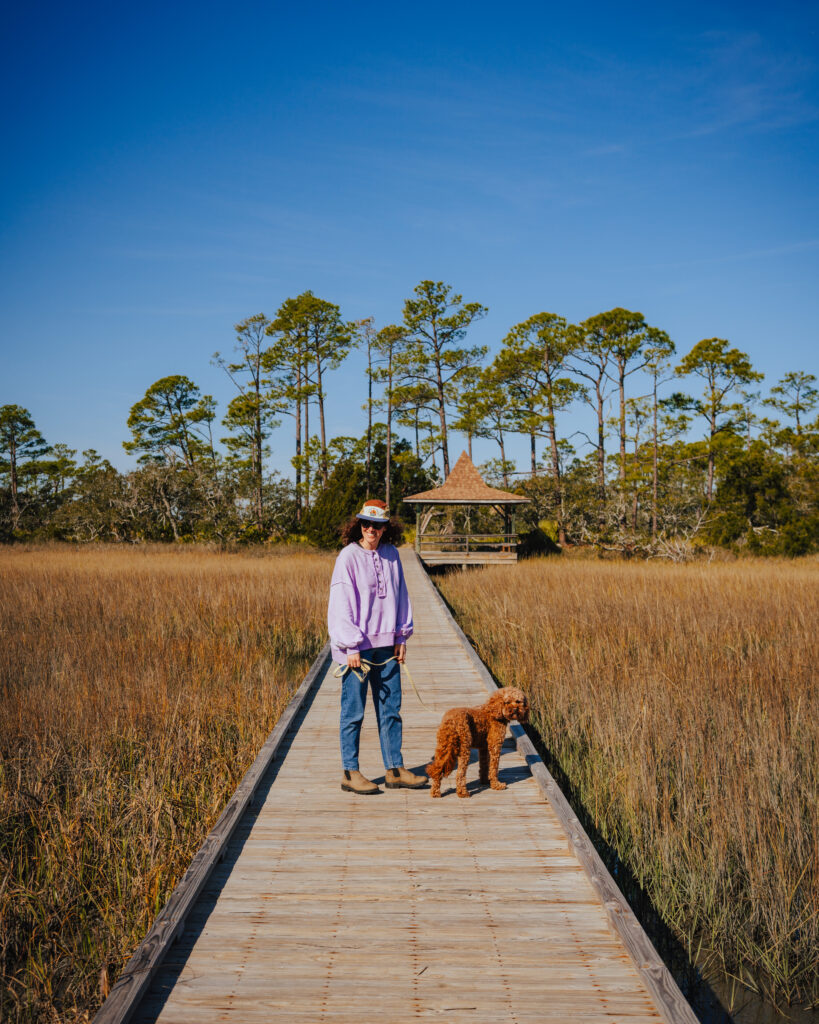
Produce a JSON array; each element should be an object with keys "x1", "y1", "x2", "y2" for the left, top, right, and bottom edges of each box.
[{"x1": 356, "y1": 499, "x2": 390, "y2": 525}]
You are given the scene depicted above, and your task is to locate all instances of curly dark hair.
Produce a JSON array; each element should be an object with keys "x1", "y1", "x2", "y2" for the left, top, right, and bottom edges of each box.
[{"x1": 340, "y1": 516, "x2": 404, "y2": 547}]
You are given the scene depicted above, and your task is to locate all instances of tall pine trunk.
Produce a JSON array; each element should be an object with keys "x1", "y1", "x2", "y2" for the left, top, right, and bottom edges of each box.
[
  {"x1": 546, "y1": 396, "x2": 566, "y2": 546},
  {"x1": 618, "y1": 361, "x2": 628, "y2": 530},
  {"x1": 428, "y1": 420, "x2": 438, "y2": 476},
  {"x1": 595, "y1": 380, "x2": 606, "y2": 501},
  {"x1": 254, "y1": 380, "x2": 263, "y2": 531},
  {"x1": 295, "y1": 364, "x2": 302, "y2": 524},
  {"x1": 706, "y1": 408, "x2": 716, "y2": 503},
  {"x1": 618, "y1": 365, "x2": 627, "y2": 482},
  {"x1": 435, "y1": 357, "x2": 449, "y2": 476},
  {"x1": 652, "y1": 376, "x2": 659, "y2": 539},
  {"x1": 9, "y1": 433, "x2": 19, "y2": 530},
  {"x1": 314, "y1": 343, "x2": 328, "y2": 489},
  {"x1": 304, "y1": 380, "x2": 311, "y2": 511}
]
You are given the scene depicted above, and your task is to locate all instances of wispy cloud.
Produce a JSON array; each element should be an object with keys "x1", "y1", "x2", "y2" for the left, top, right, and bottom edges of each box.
[{"x1": 671, "y1": 30, "x2": 819, "y2": 138}]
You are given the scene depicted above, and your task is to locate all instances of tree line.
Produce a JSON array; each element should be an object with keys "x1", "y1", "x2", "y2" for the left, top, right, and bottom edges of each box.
[{"x1": 2, "y1": 280, "x2": 817, "y2": 555}]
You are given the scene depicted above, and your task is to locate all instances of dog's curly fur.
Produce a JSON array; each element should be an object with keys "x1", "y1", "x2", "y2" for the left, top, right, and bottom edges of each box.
[{"x1": 426, "y1": 687, "x2": 529, "y2": 798}]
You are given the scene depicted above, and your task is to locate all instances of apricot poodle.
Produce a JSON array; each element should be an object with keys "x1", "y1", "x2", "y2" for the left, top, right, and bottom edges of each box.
[{"x1": 426, "y1": 687, "x2": 529, "y2": 798}]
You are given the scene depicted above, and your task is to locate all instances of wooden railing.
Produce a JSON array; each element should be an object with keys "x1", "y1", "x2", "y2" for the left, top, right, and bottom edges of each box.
[{"x1": 416, "y1": 532, "x2": 518, "y2": 553}]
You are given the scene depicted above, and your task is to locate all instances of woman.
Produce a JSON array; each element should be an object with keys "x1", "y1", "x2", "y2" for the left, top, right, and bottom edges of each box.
[{"x1": 327, "y1": 499, "x2": 427, "y2": 795}]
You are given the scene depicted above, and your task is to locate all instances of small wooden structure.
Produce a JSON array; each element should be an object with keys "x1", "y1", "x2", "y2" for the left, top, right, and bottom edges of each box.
[{"x1": 404, "y1": 451, "x2": 529, "y2": 567}]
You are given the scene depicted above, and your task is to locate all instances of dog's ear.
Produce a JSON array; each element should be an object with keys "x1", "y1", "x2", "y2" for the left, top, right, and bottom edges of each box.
[{"x1": 487, "y1": 690, "x2": 509, "y2": 719}]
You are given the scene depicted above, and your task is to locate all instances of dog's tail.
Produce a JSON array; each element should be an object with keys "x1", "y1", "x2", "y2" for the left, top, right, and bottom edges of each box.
[{"x1": 426, "y1": 731, "x2": 459, "y2": 781}]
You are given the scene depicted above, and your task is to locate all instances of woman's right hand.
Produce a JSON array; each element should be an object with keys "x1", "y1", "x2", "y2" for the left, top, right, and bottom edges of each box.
[{"x1": 346, "y1": 651, "x2": 361, "y2": 670}]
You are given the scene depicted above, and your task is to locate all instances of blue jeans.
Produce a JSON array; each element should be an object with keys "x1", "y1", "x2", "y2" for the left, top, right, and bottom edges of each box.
[{"x1": 339, "y1": 645, "x2": 403, "y2": 772}]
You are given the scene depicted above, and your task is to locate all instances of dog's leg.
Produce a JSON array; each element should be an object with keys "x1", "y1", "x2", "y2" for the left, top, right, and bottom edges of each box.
[
  {"x1": 427, "y1": 758, "x2": 442, "y2": 798},
  {"x1": 426, "y1": 759, "x2": 442, "y2": 798},
  {"x1": 454, "y1": 718, "x2": 471, "y2": 798},
  {"x1": 427, "y1": 720, "x2": 458, "y2": 798},
  {"x1": 426, "y1": 751, "x2": 444, "y2": 799},
  {"x1": 478, "y1": 742, "x2": 489, "y2": 785},
  {"x1": 455, "y1": 748, "x2": 471, "y2": 797},
  {"x1": 488, "y1": 726, "x2": 506, "y2": 790}
]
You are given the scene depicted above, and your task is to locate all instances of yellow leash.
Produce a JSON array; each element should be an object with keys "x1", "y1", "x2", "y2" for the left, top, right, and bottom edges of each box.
[{"x1": 331, "y1": 656, "x2": 437, "y2": 713}]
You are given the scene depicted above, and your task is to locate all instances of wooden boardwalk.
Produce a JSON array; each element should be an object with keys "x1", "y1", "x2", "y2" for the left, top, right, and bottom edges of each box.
[{"x1": 101, "y1": 550, "x2": 695, "y2": 1024}]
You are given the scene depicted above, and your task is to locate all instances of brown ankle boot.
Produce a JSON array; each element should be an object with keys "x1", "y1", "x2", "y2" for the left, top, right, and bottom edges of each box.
[
  {"x1": 385, "y1": 766, "x2": 428, "y2": 790},
  {"x1": 341, "y1": 770, "x2": 380, "y2": 795}
]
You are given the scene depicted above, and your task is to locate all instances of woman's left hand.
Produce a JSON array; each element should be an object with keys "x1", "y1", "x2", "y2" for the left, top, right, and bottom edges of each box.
[{"x1": 394, "y1": 643, "x2": 406, "y2": 664}]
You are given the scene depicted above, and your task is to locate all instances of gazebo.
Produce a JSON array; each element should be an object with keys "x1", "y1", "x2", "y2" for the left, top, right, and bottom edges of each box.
[{"x1": 404, "y1": 451, "x2": 530, "y2": 567}]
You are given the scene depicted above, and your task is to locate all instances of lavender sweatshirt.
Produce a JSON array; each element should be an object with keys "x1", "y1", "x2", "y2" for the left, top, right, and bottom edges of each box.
[{"x1": 327, "y1": 542, "x2": 413, "y2": 664}]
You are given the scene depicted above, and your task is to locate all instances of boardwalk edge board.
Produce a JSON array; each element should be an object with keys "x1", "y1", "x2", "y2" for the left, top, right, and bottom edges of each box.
[
  {"x1": 92, "y1": 641, "x2": 333, "y2": 1024},
  {"x1": 415, "y1": 552, "x2": 699, "y2": 1024}
]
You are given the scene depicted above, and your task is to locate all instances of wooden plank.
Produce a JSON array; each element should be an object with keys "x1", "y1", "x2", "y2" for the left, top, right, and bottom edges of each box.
[
  {"x1": 417, "y1": 549, "x2": 698, "y2": 1024},
  {"x1": 93, "y1": 642, "x2": 332, "y2": 1024}
]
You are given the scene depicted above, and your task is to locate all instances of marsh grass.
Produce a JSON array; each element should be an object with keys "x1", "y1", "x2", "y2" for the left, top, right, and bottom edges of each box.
[
  {"x1": 0, "y1": 544, "x2": 333, "y2": 1023},
  {"x1": 438, "y1": 558, "x2": 818, "y2": 1011}
]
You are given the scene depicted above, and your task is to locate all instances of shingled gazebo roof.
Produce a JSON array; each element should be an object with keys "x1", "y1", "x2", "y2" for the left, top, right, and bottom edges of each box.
[{"x1": 404, "y1": 451, "x2": 529, "y2": 505}]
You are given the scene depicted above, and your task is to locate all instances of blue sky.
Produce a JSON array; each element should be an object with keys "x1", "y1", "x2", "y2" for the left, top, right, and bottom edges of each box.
[{"x1": 2, "y1": 0, "x2": 817, "y2": 478}]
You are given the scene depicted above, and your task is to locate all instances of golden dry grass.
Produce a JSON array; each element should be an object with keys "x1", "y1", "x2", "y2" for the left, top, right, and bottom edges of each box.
[
  {"x1": 0, "y1": 544, "x2": 334, "y2": 1023},
  {"x1": 438, "y1": 557, "x2": 818, "y2": 1010}
]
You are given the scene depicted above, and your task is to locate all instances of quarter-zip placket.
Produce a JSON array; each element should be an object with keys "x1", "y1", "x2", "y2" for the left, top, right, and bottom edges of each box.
[{"x1": 372, "y1": 549, "x2": 387, "y2": 598}]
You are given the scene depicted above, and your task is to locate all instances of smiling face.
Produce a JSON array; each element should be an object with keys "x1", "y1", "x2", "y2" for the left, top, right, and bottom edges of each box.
[{"x1": 358, "y1": 521, "x2": 386, "y2": 550}]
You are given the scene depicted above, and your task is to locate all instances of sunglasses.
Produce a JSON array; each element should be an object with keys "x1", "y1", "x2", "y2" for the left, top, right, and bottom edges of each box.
[{"x1": 361, "y1": 522, "x2": 386, "y2": 531}]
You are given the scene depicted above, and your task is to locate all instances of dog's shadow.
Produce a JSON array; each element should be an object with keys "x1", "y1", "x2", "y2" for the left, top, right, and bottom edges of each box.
[{"x1": 418, "y1": 742, "x2": 530, "y2": 798}]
